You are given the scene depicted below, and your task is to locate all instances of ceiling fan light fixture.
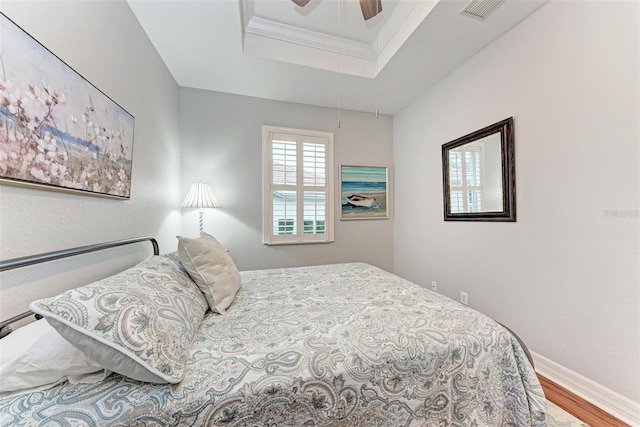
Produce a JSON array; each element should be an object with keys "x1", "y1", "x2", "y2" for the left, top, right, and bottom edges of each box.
[
  {"x1": 359, "y1": 0, "x2": 383, "y2": 21},
  {"x1": 291, "y1": 0, "x2": 381, "y2": 21}
]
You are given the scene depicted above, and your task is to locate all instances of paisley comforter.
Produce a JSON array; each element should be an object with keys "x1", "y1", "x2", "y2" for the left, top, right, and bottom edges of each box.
[{"x1": 0, "y1": 262, "x2": 547, "y2": 426}]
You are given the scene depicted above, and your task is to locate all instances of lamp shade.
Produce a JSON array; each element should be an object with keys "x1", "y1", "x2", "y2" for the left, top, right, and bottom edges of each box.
[{"x1": 182, "y1": 182, "x2": 219, "y2": 209}]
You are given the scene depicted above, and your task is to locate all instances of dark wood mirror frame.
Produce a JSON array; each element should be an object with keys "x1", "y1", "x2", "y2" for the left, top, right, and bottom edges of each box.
[{"x1": 442, "y1": 117, "x2": 516, "y2": 222}]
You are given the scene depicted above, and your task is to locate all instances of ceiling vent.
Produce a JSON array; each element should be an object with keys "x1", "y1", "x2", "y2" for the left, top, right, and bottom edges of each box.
[{"x1": 460, "y1": 0, "x2": 504, "y2": 21}]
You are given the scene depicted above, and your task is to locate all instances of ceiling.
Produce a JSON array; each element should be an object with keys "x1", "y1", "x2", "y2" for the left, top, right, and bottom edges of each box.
[{"x1": 128, "y1": 0, "x2": 547, "y2": 115}]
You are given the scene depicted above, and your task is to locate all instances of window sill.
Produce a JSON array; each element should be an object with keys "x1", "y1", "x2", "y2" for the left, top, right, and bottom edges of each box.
[{"x1": 263, "y1": 239, "x2": 334, "y2": 246}]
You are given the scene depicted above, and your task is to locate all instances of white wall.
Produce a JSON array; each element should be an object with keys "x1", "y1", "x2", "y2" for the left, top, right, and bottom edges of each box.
[
  {"x1": 393, "y1": 0, "x2": 639, "y2": 404},
  {"x1": 179, "y1": 88, "x2": 393, "y2": 272},
  {"x1": 0, "y1": 1, "x2": 182, "y2": 259}
]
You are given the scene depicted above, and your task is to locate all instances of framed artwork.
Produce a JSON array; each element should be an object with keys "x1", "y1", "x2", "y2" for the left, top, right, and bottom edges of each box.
[
  {"x1": 340, "y1": 165, "x2": 390, "y2": 220},
  {"x1": 0, "y1": 13, "x2": 135, "y2": 199}
]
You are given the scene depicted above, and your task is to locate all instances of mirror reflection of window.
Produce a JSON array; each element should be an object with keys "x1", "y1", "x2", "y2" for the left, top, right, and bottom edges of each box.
[
  {"x1": 449, "y1": 146, "x2": 484, "y2": 213},
  {"x1": 441, "y1": 117, "x2": 515, "y2": 222}
]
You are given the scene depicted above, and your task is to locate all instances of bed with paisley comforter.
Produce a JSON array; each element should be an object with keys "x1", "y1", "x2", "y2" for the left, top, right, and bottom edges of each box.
[{"x1": 0, "y1": 239, "x2": 547, "y2": 426}]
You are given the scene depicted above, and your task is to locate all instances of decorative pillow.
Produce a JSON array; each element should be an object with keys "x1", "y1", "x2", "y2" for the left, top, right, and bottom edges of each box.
[
  {"x1": 0, "y1": 319, "x2": 107, "y2": 396},
  {"x1": 30, "y1": 255, "x2": 208, "y2": 384},
  {"x1": 177, "y1": 233, "x2": 241, "y2": 314}
]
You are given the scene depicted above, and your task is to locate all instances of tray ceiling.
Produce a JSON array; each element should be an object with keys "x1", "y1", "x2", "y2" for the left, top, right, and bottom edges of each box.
[{"x1": 128, "y1": 0, "x2": 548, "y2": 115}]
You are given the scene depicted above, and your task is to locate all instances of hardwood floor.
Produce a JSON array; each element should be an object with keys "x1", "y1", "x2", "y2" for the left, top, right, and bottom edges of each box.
[{"x1": 537, "y1": 374, "x2": 631, "y2": 427}]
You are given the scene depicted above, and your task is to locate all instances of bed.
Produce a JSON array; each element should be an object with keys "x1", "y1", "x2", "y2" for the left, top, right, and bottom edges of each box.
[{"x1": 0, "y1": 235, "x2": 547, "y2": 426}]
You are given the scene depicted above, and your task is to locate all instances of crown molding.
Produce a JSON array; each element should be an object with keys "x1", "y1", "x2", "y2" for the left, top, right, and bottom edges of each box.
[
  {"x1": 245, "y1": 16, "x2": 374, "y2": 60},
  {"x1": 238, "y1": 0, "x2": 438, "y2": 78}
]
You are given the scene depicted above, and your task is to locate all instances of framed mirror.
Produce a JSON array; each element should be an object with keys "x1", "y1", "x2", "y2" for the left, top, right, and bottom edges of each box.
[{"x1": 442, "y1": 117, "x2": 515, "y2": 221}]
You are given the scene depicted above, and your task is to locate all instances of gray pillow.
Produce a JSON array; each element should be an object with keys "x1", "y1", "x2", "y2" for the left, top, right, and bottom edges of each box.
[
  {"x1": 30, "y1": 255, "x2": 208, "y2": 384},
  {"x1": 177, "y1": 233, "x2": 241, "y2": 314}
]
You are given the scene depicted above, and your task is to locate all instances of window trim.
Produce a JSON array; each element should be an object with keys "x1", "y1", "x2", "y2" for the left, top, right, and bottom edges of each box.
[{"x1": 262, "y1": 125, "x2": 334, "y2": 245}]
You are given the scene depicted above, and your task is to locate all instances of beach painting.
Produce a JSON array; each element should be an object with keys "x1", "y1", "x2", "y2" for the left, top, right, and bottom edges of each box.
[
  {"x1": 340, "y1": 165, "x2": 389, "y2": 220},
  {"x1": 0, "y1": 13, "x2": 135, "y2": 199}
]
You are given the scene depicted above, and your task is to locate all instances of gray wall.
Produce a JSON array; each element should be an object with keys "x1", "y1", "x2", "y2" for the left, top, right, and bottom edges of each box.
[
  {"x1": 0, "y1": 1, "x2": 182, "y2": 259},
  {"x1": 0, "y1": 1, "x2": 182, "y2": 316},
  {"x1": 179, "y1": 88, "x2": 394, "y2": 272},
  {"x1": 393, "y1": 1, "x2": 639, "y2": 402}
]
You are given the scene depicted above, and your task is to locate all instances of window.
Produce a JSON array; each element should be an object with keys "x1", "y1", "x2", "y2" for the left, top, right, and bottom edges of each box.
[
  {"x1": 262, "y1": 126, "x2": 334, "y2": 245},
  {"x1": 449, "y1": 145, "x2": 484, "y2": 213}
]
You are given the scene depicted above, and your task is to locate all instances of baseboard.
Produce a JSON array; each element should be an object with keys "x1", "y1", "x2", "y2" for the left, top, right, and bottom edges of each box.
[{"x1": 531, "y1": 351, "x2": 640, "y2": 426}]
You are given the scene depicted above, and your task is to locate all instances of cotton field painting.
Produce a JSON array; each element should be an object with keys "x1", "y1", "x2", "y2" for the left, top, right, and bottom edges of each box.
[
  {"x1": 340, "y1": 165, "x2": 390, "y2": 220},
  {"x1": 0, "y1": 14, "x2": 135, "y2": 199}
]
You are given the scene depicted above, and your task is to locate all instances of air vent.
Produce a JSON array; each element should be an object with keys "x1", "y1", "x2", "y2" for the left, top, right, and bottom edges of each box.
[{"x1": 460, "y1": 0, "x2": 504, "y2": 21}]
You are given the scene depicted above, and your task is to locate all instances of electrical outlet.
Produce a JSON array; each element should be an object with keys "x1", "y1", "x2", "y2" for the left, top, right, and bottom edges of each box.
[
  {"x1": 460, "y1": 291, "x2": 468, "y2": 305},
  {"x1": 431, "y1": 281, "x2": 437, "y2": 292}
]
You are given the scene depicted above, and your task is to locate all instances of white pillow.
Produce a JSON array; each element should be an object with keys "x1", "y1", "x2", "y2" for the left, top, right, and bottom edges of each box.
[
  {"x1": 177, "y1": 233, "x2": 242, "y2": 314},
  {"x1": 0, "y1": 319, "x2": 106, "y2": 395}
]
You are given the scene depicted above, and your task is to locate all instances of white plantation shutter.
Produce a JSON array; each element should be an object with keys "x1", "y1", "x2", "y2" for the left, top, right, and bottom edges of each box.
[
  {"x1": 303, "y1": 142, "x2": 325, "y2": 186},
  {"x1": 263, "y1": 126, "x2": 334, "y2": 245},
  {"x1": 272, "y1": 139, "x2": 297, "y2": 186}
]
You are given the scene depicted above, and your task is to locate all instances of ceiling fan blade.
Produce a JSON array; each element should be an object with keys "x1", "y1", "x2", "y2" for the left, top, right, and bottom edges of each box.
[
  {"x1": 292, "y1": 0, "x2": 311, "y2": 7},
  {"x1": 359, "y1": 0, "x2": 382, "y2": 20}
]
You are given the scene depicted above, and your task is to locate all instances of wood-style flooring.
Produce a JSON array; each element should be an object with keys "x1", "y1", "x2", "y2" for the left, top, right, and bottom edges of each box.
[{"x1": 538, "y1": 374, "x2": 631, "y2": 427}]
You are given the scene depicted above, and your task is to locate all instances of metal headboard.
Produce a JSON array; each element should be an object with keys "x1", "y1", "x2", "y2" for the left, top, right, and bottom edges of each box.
[{"x1": 0, "y1": 236, "x2": 159, "y2": 337}]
